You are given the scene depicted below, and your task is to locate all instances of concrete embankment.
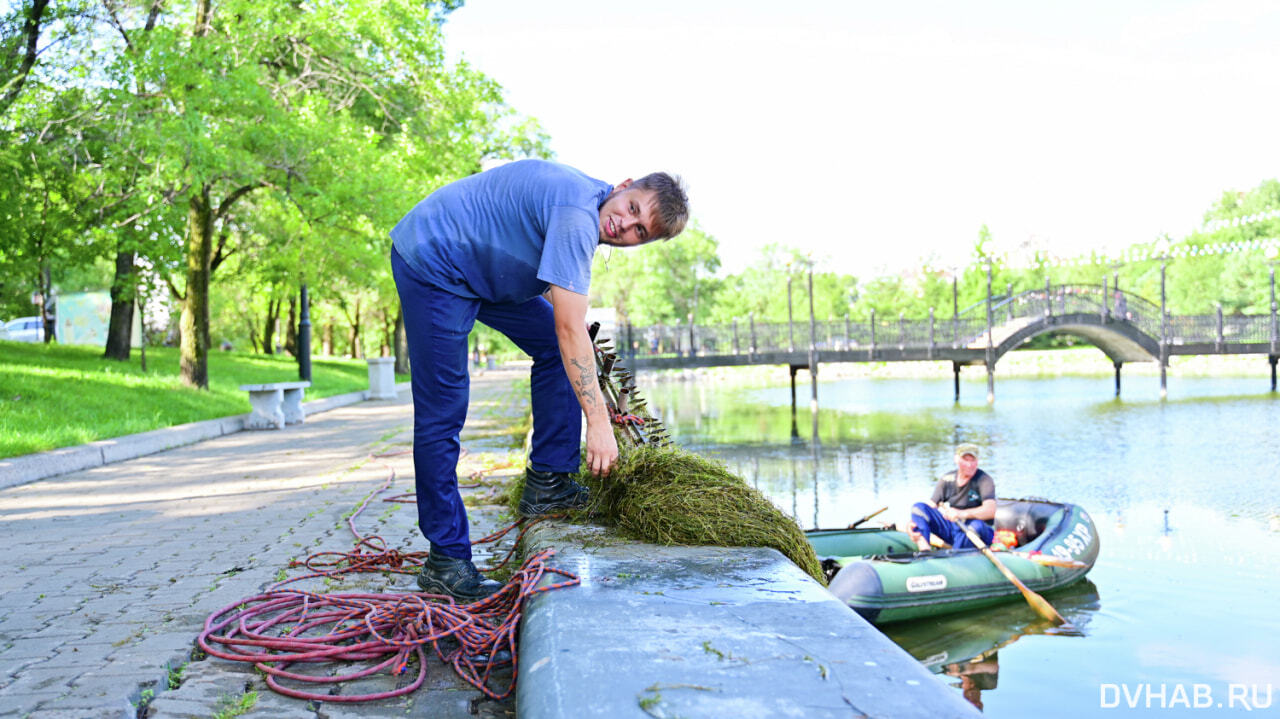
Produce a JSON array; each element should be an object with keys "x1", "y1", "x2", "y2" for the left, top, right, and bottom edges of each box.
[
  {"x1": 518, "y1": 522, "x2": 980, "y2": 718},
  {"x1": 0, "y1": 365, "x2": 978, "y2": 717}
]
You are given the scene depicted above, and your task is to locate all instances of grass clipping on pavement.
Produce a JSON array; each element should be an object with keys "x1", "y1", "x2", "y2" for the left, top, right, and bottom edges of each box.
[{"x1": 510, "y1": 444, "x2": 825, "y2": 584}]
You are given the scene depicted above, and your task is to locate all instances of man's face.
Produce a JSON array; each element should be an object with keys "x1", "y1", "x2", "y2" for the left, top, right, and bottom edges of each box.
[
  {"x1": 599, "y1": 180, "x2": 660, "y2": 247},
  {"x1": 955, "y1": 452, "x2": 978, "y2": 483}
]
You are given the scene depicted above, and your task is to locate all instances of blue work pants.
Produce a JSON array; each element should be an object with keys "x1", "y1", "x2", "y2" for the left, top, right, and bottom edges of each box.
[
  {"x1": 391, "y1": 248, "x2": 581, "y2": 560},
  {"x1": 910, "y1": 502, "x2": 995, "y2": 550}
]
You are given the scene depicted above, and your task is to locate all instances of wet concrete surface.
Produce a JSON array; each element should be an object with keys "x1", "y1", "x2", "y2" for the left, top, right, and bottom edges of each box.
[{"x1": 518, "y1": 523, "x2": 981, "y2": 718}]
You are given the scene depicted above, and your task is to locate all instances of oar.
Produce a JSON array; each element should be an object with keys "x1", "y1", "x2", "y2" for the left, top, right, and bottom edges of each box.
[
  {"x1": 846, "y1": 506, "x2": 888, "y2": 529},
  {"x1": 958, "y1": 522, "x2": 1071, "y2": 626},
  {"x1": 1009, "y1": 552, "x2": 1088, "y2": 569}
]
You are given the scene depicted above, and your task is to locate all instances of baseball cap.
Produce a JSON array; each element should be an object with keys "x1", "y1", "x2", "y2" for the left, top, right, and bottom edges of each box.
[{"x1": 954, "y1": 443, "x2": 980, "y2": 459}]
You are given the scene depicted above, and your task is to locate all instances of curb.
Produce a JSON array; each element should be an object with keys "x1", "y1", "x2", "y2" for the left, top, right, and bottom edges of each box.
[
  {"x1": 517, "y1": 522, "x2": 981, "y2": 719},
  {"x1": 0, "y1": 381, "x2": 410, "y2": 491}
]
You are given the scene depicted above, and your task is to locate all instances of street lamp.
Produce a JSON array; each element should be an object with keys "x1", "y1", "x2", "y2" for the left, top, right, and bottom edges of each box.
[
  {"x1": 952, "y1": 267, "x2": 960, "y2": 350},
  {"x1": 1266, "y1": 246, "x2": 1278, "y2": 387},
  {"x1": 786, "y1": 261, "x2": 795, "y2": 352},
  {"x1": 1267, "y1": 245, "x2": 1278, "y2": 322},
  {"x1": 1155, "y1": 236, "x2": 1171, "y2": 398},
  {"x1": 984, "y1": 257, "x2": 994, "y2": 404}
]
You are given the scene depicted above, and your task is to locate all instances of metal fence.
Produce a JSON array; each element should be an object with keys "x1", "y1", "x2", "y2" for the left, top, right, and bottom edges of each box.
[{"x1": 617, "y1": 284, "x2": 1279, "y2": 361}]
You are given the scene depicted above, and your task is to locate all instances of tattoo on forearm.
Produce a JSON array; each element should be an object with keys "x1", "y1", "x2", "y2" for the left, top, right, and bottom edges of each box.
[{"x1": 569, "y1": 356, "x2": 598, "y2": 409}]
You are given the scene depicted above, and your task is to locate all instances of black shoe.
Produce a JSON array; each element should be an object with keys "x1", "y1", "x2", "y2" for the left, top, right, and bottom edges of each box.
[
  {"x1": 417, "y1": 552, "x2": 502, "y2": 602},
  {"x1": 518, "y1": 467, "x2": 589, "y2": 517}
]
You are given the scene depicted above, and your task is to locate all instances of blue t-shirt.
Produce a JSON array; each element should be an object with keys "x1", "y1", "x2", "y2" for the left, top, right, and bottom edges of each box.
[{"x1": 390, "y1": 160, "x2": 611, "y2": 304}]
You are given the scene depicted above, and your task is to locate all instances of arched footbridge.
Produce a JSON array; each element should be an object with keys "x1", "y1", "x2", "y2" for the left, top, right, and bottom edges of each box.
[{"x1": 611, "y1": 284, "x2": 1280, "y2": 401}]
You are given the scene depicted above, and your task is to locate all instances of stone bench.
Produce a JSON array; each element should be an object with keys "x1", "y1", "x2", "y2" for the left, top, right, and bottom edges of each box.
[{"x1": 239, "y1": 381, "x2": 311, "y2": 430}]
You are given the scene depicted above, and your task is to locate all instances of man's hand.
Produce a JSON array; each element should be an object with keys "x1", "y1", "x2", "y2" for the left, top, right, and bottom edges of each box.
[
  {"x1": 549, "y1": 285, "x2": 618, "y2": 477},
  {"x1": 585, "y1": 418, "x2": 618, "y2": 477}
]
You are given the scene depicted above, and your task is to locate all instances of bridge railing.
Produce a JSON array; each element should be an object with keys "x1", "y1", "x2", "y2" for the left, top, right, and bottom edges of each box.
[
  {"x1": 1166, "y1": 314, "x2": 1273, "y2": 345},
  {"x1": 624, "y1": 315, "x2": 997, "y2": 360},
  {"x1": 620, "y1": 303, "x2": 1275, "y2": 362},
  {"x1": 614, "y1": 277, "x2": 1280, "y2": 368}
]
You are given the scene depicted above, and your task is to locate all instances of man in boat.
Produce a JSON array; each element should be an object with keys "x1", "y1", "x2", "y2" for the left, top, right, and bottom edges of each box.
[
  {"x1": 391, "y1": 159, "x2": 689, "y2": 602},
  {"x1": 908, "y1": 443, "x2": 996, "y2": 551}
]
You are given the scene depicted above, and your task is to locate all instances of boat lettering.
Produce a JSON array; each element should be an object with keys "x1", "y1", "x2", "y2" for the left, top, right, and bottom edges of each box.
[
  {"x1": 1052, "y1": 522, "x2": 1093, "y2": 560},
  {"x1": 906, "y1": 574, "x2": 948, "y2": 592}
]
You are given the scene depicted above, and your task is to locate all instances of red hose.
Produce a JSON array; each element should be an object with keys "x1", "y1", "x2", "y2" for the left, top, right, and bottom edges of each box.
[{"x1": 197, "y1": 451, "x2": 577, "y2": 702}]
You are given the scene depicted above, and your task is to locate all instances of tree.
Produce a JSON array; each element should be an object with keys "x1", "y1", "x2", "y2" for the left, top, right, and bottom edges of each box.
[
  {"x1": 590, "y1": 224, "x2": 721, "y2": 326},
  {"x1": 0, "y1": 84, "x2": 105, "y2": 341},
  {"x1": 99, "y1": 0, "x2": 536, "y2": 387},
  {"x1": 0, "y1": 0, "x2": 50, "y2": 116}
]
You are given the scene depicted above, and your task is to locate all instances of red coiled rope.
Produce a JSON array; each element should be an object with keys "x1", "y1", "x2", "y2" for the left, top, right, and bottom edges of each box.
[{"x1": 196, "y1": 452, "x2": 578, "y2": 702}]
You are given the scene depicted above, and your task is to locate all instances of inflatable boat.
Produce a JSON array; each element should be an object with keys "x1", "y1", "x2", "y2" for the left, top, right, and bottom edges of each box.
[{"x1": 807, "y1": 498, "x2": 1099, "y2": 624}]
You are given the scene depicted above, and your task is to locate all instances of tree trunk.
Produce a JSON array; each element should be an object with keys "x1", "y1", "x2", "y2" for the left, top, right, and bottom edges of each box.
[
  {"x1": 285, "y1": 295, "x2": 297, "y2": 356},
  {"x1": 262, "y1": 294, "x2": 278, "y2": 355},
  {"x1": 180, "y1": 187, "x2": 213, "y2": 388},
  {"x1": 322, "y1": 321, "x2": 334, "y2": 355},
  {"x1": 394, "y1": 306, "x2": 409, "y2": 374},
  {"x1": 39, "y1": 263, "x2": 55, "y2": 344},
  {"x1": 245, "y1": 318, "x2": 259, "y2": 353},
  {"x1": 348, "y1": 298, "x2": 362, "y2": 358},
  {"x1": 103, "y1": 249, "x2": 136, "y2": 360},
  {"x1": 0, "y1": 0, "x2": 50, "y2": 117}
]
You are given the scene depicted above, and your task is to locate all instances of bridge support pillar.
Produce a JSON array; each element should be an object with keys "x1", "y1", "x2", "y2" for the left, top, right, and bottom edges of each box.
[
  {"x1": 787, "y1": 364, "x2": 812, "y2": 441},
  {"x1": 1114, "y1": 361, "x2": 1123, "y2": 397},
  {"x1": 809, "y1": 357, "x2": 818, "y2": 417},
  {"x1": 1160, "y1": 361, "x2": 1168, "y2": 399},
  {"x1": 1270, "y1": 355, "x2": 1277, "y2": 392},
  {"x1": 952, "y1": 362, "x2": 961, "y2": 403},
  {"x1": 986, "y1": 362, "x2": 995, "y2": 404},
  {"x1": 789, "y1": 365, "x2": 798, "y2": 416}
]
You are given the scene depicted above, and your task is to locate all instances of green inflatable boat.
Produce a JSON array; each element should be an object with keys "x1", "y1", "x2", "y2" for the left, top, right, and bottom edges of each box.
[{"x1": 807, "y1": 498, "x2": 1099, "y2": 624}]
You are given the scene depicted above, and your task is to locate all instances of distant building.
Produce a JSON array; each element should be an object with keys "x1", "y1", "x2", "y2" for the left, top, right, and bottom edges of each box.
[{"x1": 56, "y1": 291, "x2": 141, "y2": 346}]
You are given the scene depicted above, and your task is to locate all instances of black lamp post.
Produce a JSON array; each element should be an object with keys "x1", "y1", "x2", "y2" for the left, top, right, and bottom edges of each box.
[
  {"x1": 786, "y1": 263, "x2": 795, "y2": 352},
  {"x1": 1157, "y1": 237, "x2": 1170, "y2": 399},
  {"x1": 1267, "y1": 245, "x2": 1278, "y2": 390},
  {"x1": 298, "y1": 283, "x2": 312, "y2": 382},
  {"x1": 984, "y1": 258, "x2": 994, "y2": 404}
]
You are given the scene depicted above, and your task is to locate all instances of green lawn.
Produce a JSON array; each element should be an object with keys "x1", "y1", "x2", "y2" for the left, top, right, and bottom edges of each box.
[{"x1": 0, "y1": 341, "x2": 404, "y2": 459}]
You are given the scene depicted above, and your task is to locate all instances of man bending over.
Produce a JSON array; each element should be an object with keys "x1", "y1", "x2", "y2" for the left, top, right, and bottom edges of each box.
[{"x1": 390, "y1": 159, "x2": 689, "y2": 602}]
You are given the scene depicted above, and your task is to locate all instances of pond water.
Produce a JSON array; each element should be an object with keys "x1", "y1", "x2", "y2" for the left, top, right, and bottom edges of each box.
[{"x1": 642, "y1": 372, "x2": 1280, "y2": 716}]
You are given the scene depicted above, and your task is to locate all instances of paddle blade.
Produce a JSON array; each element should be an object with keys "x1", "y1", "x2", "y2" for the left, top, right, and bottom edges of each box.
[
  {"x1": 1014, "y1": 552, "x2": 1089, "y2": 569},
  {"x1": 1020, "y1": 584, "x2": 1070, "y2": 625},
  {"x1": 960, "y1": 522, "x2": 1072, "y2": 627}
]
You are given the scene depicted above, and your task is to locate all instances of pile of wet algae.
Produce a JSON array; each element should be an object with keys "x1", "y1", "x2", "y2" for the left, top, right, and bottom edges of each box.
[{"x1": 508, "y1": 444, "x2": 825, "y2": 584}]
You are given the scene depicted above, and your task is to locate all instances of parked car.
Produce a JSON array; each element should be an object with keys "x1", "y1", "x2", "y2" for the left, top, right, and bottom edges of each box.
[{"x1": 5, "y1": 316, "x2": 46, "y2": 342}]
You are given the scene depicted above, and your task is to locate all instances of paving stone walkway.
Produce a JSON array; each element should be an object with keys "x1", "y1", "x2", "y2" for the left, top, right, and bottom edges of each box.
[{"x1": 0, "y1": 368, "x2": 529, "y2": 719}]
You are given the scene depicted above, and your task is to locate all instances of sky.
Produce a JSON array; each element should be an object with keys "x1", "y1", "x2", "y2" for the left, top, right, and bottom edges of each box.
[{"x1": 441, "y1": 0, "x2": 1280, "y2": 275}]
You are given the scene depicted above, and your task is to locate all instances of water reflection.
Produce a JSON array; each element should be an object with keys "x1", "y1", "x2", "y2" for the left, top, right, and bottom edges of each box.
[
  {"x1": 643, "y1": 375, "x2": 1280, "y2": 525},
  {"x1": 641, "y1": 373, "x2": 1280, "y2": 715},
  {"x1": 885, "y1": 580, "x2": 1101, "y2": 711},
  {"x1": 946, "y1": 653, "x2": 999, "y2": 712}
]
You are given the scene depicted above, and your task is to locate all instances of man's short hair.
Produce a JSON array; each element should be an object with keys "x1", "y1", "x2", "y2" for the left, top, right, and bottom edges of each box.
[{"x1": 632, "y1": 172, "x2": 689, "y2": 240}]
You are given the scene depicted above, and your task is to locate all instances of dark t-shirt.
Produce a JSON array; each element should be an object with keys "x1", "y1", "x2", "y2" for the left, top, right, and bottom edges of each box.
[{"x1": 930, "y1": 469, "x2": 995, "y2": 511}]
